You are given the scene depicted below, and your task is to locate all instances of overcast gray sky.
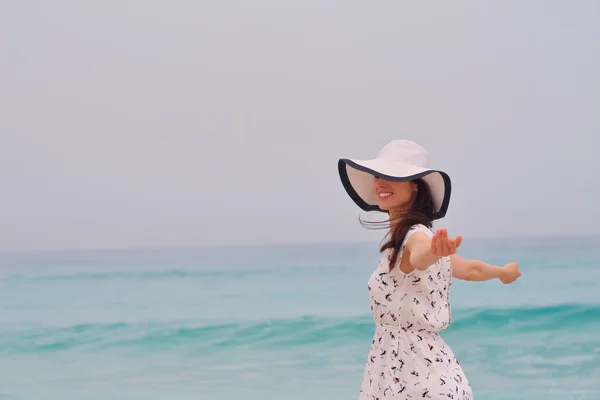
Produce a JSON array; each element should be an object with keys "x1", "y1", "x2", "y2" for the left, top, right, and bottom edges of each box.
[{"x1": 1, "y1": 1, "x2": 599, "y2": 252}]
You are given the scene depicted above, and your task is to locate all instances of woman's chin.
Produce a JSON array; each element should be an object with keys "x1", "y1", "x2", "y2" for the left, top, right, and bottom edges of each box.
[
  {"x1": 377, "y1": 198, "x2": 407, "y2": 212},
  {"x1": 376, "y1": 200, "x2": 392, "y2": 211}
]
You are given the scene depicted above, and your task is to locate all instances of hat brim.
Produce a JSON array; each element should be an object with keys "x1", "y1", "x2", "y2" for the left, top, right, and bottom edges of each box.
[{"x1": 338, "y1": 158, "x2": 451, "y2": 219}]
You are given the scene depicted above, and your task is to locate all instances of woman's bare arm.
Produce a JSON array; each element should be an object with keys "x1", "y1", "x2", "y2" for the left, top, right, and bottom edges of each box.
[{"x1": 450, "y1": 254, "x2": 521, "y2": 283}]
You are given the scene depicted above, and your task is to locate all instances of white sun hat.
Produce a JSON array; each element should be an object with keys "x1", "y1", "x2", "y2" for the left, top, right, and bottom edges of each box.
[{"x1": 338, "y1": 140, "x2": 452, "y2": 219}]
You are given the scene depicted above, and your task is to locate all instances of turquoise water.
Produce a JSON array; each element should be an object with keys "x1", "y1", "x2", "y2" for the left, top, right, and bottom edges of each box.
[{"x1": 1, "y1": 235, "x2": 599, "y2": 399}]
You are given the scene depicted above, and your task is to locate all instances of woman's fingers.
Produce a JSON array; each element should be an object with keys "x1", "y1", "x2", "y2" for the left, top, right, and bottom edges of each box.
[
  {"x1": 432, "y1": 229, "x2": 446, "y2": 256},
  {"x1": 448, "y1": 239, "x2": 457, "y2": 255},
  {"x1": 432, "y1": 229, "x2": 463, "y2": 256},
  {"x1": 441, "y1": 229, "x2": 450, "y2": 255},
  {"x1": 455, "y1": 235, "x2": 463, "y2": 248},
  {"x1": 432, "y1": 232, "x2": 441, "y2": 255},
  {"x1": 435, "y1": 232, "x2": 444, "y2": 256}
]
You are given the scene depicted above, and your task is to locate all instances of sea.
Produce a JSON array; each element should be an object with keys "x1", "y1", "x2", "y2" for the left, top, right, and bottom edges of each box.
[{"x1": 1, "y1": 234, "x2": 599, "y2": 400}]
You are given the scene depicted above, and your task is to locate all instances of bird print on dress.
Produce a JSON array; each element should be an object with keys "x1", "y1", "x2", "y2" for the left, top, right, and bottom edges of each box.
[{"x1": 358, "y1": 224, "x2": 473, "y2": 400}]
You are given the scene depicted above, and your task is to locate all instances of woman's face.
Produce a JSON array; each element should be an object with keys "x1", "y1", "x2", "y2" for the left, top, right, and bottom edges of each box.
[{"x1": 373, "y1": 176, "x2": 416, "y2": 211}]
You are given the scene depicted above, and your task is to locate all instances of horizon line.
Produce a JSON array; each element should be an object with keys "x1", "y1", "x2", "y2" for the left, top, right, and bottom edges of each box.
[{"x1": 0, "y1": 231, "x2": 598, "y2": 256}]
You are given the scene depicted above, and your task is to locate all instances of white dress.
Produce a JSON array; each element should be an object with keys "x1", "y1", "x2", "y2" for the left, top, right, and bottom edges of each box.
[{"x1": 358, "y1": 224, "x2": 473, "y2": 399}]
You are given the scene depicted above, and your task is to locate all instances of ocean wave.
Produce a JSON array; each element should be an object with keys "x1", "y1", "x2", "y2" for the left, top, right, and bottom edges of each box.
[
  {"x1": 448, "y1": 303, "x2": 600, "y2": 332},
  {"x1": 2, "y1": 304, "x2": 598, "y2": 354}
]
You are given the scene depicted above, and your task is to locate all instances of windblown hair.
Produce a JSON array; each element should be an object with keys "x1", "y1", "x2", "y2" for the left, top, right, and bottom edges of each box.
[{"x1": 360, "y1": 178, "x2": 436, "y2": 271}]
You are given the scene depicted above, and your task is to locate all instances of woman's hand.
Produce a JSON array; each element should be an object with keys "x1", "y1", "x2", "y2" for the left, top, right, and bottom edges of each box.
[
  {"x1": 430, "y1": 228, "x2": 462, "y2": 257},
  {"x1": 499, "y1": 262, "x2": 521, "y2": 284}
]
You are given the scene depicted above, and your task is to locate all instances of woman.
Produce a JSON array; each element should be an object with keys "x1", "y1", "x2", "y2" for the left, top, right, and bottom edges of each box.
[{"x1": 338, "y1": 140, "x2": 521, "y2": 399}]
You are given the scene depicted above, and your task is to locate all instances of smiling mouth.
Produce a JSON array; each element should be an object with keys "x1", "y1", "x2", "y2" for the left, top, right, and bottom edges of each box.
[{"x1": 378, "y1": 192, "x2": 393, "y2": 198}]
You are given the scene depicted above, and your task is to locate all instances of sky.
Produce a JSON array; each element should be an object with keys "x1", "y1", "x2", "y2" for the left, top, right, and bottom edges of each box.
[{"x1": 1, "y1": 1, "x2": 599, "y2": 252}]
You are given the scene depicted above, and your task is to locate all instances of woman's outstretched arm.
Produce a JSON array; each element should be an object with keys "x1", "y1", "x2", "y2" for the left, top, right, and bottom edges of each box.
[{"x1": 450, "y1": 255, "x2": 521, "y2": 283}]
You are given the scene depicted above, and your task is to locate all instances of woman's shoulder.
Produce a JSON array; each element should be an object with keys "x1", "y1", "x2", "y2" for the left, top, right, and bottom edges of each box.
[
  {"x1": 398, "y1": 224, "x2": 434, "y2": 251},
  {"x1": 406, "y1": 223, "x2": 434, "y2": 238}
]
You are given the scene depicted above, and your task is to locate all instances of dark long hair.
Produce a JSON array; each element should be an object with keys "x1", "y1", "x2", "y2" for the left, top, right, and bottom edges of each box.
[{"x1": 360, "y1": 178, "x2": 436, "y2": 271}]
